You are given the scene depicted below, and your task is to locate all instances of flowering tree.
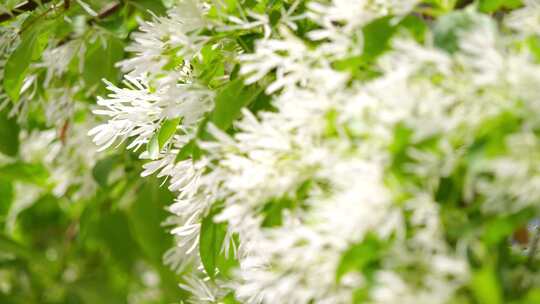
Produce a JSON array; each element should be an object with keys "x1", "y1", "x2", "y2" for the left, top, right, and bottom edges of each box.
[{"x1": 2, "y1": 0, "x2": 540, "y2": 303}]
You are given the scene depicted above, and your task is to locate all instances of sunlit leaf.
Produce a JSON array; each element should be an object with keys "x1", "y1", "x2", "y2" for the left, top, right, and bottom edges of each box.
[
  {"x1": 199, "y1": 212, "x2": 228, "y2": 278},
  {"x1": 3, "y1": 23, "x2": 51, "y2": 102},
  {"x1": 210, "y1": 78, "x2": 263, "y2": 130}
]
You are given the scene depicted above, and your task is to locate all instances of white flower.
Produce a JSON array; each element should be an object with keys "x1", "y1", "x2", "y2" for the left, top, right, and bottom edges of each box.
[
  {"x1": 505, "y1": 0, "x2": 540, "y2": 35},
  {"x1": 88, "y1": 2, "x2": 540, "y2": 303},
  {"x1": 119, "y1": 0, "x2": 209, "y2": 79},
  {"x1": 179, "y1": 275, "x2": 220, "y2": 303},
  {"x1": 89, "y1": 76, "x2": 213, "y2": 152}
]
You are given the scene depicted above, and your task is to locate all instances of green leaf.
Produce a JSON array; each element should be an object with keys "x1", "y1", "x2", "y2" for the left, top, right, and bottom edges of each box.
[
  {"x1": 130, "y1": 0, "x2": 167, "y2": 16},
  {"x1": 97, "y1": 211, "x2": 140, "y2": 270},
  {"x1": 333, "y1": 15, "x2": 425, "y2": 79},
  {"x1": 0, "y1": 109, "x2": 19, "y2": 157},
  {"x1": 479, "y1": 0, "x2": 504, "y2": 11},
  {"x1": 0, "y1": 234, "x2": 36, "y2": 260},
  {"x1": 0, "y1": 162, "x2": 49, "y2": 185},
  {"x1": 522, "y1": 289, "x2": 540, "y2": 304},
  {"x1": 261, "y1": 198, "x2": 291, "y2": 227},
  {"x1": 147, "y1": 132, "x2": 160, "y2": 160},
  {"x1": 399, "y1": 15, "x2": 428, "y2": 43},
  {"x1": 221, "y1": 292, "x2": 241, "y2": 304},
  {"x1": 261, "y1": 180, "x2": 312, "y2": 227},
  {"x1": 482, "y1": 208, "x2": 534, "y2": 246},
  {"x1": 434, "y1": 11, "x2": 494, "y2": 54},
  {"x1": 92, "y1": 155, "x2": 117, "y2": 187},
  {"x1": 0, "y1": 179, "x2": 13, "y2": 220},
  {"x1": 216, "y1": 234, "x2": 239, "y2": 279},
  {"x1": 3, "y1": 25, "x2": 51, "y2": 102},
  {"x1": 158, "y1": 117, "x2": 181, "y2": 149},
  {"x1": 422, "y1": 0, "x2": 457, "y2": 13},
  {"x1": 336, "y1": 233, "x2": 387, "y2": 282},
  {"x1": 526, "y1": 35, "x2": 540, "y2": 63},
  {"x1": 126, "y1": 178, "x2": 174, "y2": 263},
  {"x1": 434, "y1": 11, "x2": 473, "y2": 53},
  {"x1": 360, "y1": 16, "x2": 396, "y2": 61},
  {"x1": 83, "y1": 35, "x2": 124, "y2": 91},
  {"x1": 236, "y1": 33, "x2": 262, "y2": 53},
  {"x1": 199, "y1": 212, "x2": 228, "y2": 278},
  {"x1": 478, "y1": 0, "x2": 522, "y2": 12},
  {"x1": 147, "y1": 117, "x2": 181, "y2": 161},
  {"x1": 18, "y1": 194, "x2": 66, "y2": 236},
  {"x1": 175, "y1": 139, "x2": 201, "y2": 162},
  {"x1": 471, "y1": 265, "x2": 502, "y2": 304},
  {"x1": 193, "y1": 44, "x2": 227, "y2": 87},
  {"x1": 210, "y1": 78, "x2": 263, "y2": 130}
]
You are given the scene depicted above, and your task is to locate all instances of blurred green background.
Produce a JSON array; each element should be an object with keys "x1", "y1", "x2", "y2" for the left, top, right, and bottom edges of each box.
[
  {"x1": 0, "y1": 1, "x2": 186, "y2": 303},
  {"x1": 0, "y1": 156, "x2": 185, "y2": 304}
]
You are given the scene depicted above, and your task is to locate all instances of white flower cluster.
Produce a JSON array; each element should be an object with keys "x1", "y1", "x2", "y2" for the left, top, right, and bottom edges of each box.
[
  {"x1": 90, "y1": 1, "x2": 540, "y2": 303},
  {"x1": 89, "y1": 0, "x2": 214, "y2": 155}
]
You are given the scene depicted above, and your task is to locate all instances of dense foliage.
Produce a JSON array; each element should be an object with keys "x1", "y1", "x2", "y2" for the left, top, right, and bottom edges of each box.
[{"x1": 2, "y1": 0, "x2": 540, "y2": 303}]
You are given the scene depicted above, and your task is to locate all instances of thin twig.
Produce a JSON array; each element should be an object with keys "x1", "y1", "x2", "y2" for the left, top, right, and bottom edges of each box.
[
  {"x1": 0, "y1": 0, "x2": 54, "y2": 23},
  {"x1": 59, "y1": 119, "x2": 70, "y2": 144},
  {"x1": 18, "y1": 1, "x2": 60, "y2": 34},
  {"x1": 88, "y1": 1, "x2": 122, "y2": 25},
  {"x1": 56, "y1": 1, "x2": 122, "y2": 46}
]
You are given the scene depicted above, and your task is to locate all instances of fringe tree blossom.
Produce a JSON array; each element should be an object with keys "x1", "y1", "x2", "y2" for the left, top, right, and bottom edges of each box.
[{"x1": 89, "y1": 1, "x2": 540, "y2": 303}]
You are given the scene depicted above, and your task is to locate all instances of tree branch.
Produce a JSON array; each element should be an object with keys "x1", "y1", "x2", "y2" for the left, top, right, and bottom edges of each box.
[
  {"x1": 88, "y1": 2, "x2": 122, "y2": 25},
  {"x1": 0, "y1": 0, "x2": 54, "y2": 23},
  {"x1": 55, "y1": 2, "x2": 122, "y2": 46}
]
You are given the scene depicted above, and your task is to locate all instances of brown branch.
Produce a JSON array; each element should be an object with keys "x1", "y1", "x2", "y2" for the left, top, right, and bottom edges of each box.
[
  {"x1": 1, "y1": 0, "x2": 122, "y2": 25},
  {"x1": 88, "y1": 2, "x2": 122, "y2": 25},
  {"x1": 18, "y1": 1, "x2": 60, "y2": 34},
  {"x1": 56, "y1": 1, "x2": 122, "y2": 46},
  {"x1": 0, "y1": 0, "x2": 54, "y2": 23},
  {"x1": 59, "y1": 119, "x2": 70, "y2": 144}
]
